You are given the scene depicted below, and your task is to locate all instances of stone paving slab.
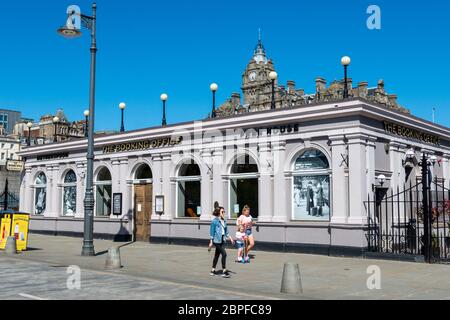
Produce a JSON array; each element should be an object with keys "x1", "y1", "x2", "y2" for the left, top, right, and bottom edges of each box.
[
  {"x1": 0, "y1": 258, "x2": 278, "y2": 300},
  {"x1": 5, "y1": 234, "x2": 450, "y2": 300}
]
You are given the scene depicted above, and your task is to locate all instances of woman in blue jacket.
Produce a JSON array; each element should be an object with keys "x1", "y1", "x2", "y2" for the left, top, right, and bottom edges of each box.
[{"x1": 209, "y1": 207, "x2": 235, "y2": 278}]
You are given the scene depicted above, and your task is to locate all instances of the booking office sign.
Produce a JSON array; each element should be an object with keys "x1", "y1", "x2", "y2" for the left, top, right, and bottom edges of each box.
[
  {"x1": 102, "y1": 136, "x2": 183, "y2": 154},
  {"x1": 383, "y1": 121, "x2": 441, "y2": 146}
]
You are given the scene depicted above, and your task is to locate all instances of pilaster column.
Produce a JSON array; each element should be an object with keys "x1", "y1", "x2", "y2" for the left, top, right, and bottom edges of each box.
[
  {"x1": 119, "y1": 158, "x2": 130, "y2": 220},
  {"x1": 389, "y1": 141, "x2": 408, "y2": 190},
  {"x1": 347, "y1": 134, "x2": 368, "y2": 224},
  {"x1": 443, "y1": 153, "x2": 450, "y2": 188},
  {"x1": 110, "y1": 158, "x2": 121, "y2": 219},
  {"x1": 272, "y1": 140, "x2": 288, "y2": 222},
  {"x1": 258, "y1": 141, "x2": 273, "y2": 222},
  {"x1": 160, "y1": 152, "x2": 173, "y2": 220},
  {"x1": 330, "y1": 135, "x2": 348, "y2": 224},
  {"x1": 200, "y1": 149, "x2": 213, "y2": 221},
  {"x1": 20, "y1": 166, "x2": 33, "y2": 213},
  {"x1": 151, "y1": 154, "x2": 163, "y2": 220},
  {"x1": 366, "y1": 136, "x2": 377, "y2": 202},
  {"x1": 48, "y1": 165, "x2": 60, "y2": 218},
  {"x1": 212, "y1": 147, "x2": 224, "y2": 208},
  {"x1": 75, "y1": 161, "x2": 86, "y2": 218}
]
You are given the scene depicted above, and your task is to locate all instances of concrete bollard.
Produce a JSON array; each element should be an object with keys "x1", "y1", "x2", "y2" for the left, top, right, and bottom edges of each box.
[
  {"x1": 4, "y1": 237, "x2": 17, "y2": 255},
  {"x1": 105, "y1": 247, "x2": 122, "y2": 270},
  {"x1": 281, "y1": 263, "x2": 303, "y2": 294}
]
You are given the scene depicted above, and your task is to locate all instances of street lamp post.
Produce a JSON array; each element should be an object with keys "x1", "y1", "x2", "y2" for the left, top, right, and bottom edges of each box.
[
  {"x1": 161, "y1": 94, "x2": 168, "y2": 126},
  {"x1": 27, "y1": 122, "x2": 33, "y2": 146},
  {"x1": 210, "y1": 83, "x2": 218, "y2": 118},
  {"x1": 420, "y1": 153, "x2": 438, "y2": 263},
  {"x1": 84, "y1": 110, "x2": 90, "y2": 138},
  {"x1": 53, "y1": 116, "x2": 60, "y2": 143},
  {"x1": 58, "y1": 3, "x2": 97, "y2": 256},
  {"x1": 341, "y1": 56, "x2": 351, "y2": 99},
  {"x1": 269, "y1": 71, "x2": 278, "y2": 110},
  {"x1": 119, "y1": 102, "x2": 126, "y2": 132}
]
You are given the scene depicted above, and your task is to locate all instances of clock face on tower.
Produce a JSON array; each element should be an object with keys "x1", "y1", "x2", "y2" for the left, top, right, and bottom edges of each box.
[{"x1": 248, "y1": 71, "x2": 257, "y2": 82}]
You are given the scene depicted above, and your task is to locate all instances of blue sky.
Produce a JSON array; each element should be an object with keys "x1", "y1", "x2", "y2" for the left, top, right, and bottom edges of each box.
[{"x1": 0, "y1": 0, "x2": 449, "y2": 130}]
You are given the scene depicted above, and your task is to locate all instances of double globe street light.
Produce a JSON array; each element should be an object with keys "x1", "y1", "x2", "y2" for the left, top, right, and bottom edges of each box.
[{"x1": 58, "y1": 3, "x2": 97, "y2": 257}]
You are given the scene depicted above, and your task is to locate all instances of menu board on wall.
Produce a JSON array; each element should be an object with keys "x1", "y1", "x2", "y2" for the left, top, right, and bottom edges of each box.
[
  {"x1": 155, "y1": 196, "x2": 164, "y2": 215},
  {"x1": 113, "y1": 193, "x2": 122, "y2": 216}
]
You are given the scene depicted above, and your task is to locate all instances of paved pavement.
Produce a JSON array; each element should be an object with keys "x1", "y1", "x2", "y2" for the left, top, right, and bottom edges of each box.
[
  {"x1": 0, "y1": 258, "x2": 272, "y2": 300},
  {"x1": 2, "y1": 234, "x2": 450, "y2": 300}
]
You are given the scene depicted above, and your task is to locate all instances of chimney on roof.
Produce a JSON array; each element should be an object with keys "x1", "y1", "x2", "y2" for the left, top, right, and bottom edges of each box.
[
  {"x1": 287, "y1": 80, "x2": 295, "y2": 94},
  {"x1": 388, "y1": 94, "x2": 398, "y2": 106},
  {"x1": 231, "y1": 92, "x2": 241, "y2": 107},
  {"x1": 377, "y1": 79, "x2": 385, "y2": 92},
  {"x1": 346, "y1": 78, "x2": 353, "y2": 90},
  {"x1": 358, "y1": 81, "x2": 368, "y2": 98},
  {"x1": 315, "y1": 77, "x2": 327, "y2": 92}
]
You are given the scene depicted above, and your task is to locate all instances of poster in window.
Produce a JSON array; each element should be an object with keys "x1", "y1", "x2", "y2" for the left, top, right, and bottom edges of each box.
[
  {"x1": 293, "y1": 176, "x2": 330, "y2": 221},
  {"x1": 35, "y1": 188, "x2": 46, "y2": 215},
  {"x1": 63, "y1": 186, "x2": 77, "y2": 215}
]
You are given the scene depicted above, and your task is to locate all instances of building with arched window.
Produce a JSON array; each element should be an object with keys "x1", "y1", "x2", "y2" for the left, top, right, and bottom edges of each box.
[
  {"x1": 18, "y1": 39, "x2": 450, "y2": 256},
  {"x1": 62, "y1": 170, "x2": 77, "y2": 216}
]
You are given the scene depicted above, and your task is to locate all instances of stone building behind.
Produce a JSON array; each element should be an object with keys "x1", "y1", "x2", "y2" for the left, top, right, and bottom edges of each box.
[{"x1": 216, "y1": 37, "x2": 409, "y2": 117}]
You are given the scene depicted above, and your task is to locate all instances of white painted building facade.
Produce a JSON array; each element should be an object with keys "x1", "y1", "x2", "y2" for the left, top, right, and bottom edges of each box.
[{"x1": 19, "y1": 99, "x2": 450, "y2": 256}]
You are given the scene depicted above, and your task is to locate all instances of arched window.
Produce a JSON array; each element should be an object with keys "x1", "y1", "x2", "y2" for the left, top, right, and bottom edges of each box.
[
  {"x1": 229, "y1": 154, "x2": 259, "y2": 219},
  {"x1": 96, "y1": 167, "x2": 112, "y2": 216},
  {"x1": 35, "y1": 172, "x2": 47, "y2": 215},
  {"x1": 292, "y1": 149, "x2": 331, "y2": 221},
  {"x1": 177, "y1": 161, "x2": 201, "y2": 218},
  {"x1": 62, "y1": 170, "x2": 77, "y2": 216},
  {"x1": 135, "y1": 164, "x2": 153, "y2": 180}
]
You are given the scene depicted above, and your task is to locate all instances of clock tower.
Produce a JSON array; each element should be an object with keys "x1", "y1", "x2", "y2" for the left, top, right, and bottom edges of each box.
[{"x1": 241, "y1": 34, "x2": 277, "y2": 111}]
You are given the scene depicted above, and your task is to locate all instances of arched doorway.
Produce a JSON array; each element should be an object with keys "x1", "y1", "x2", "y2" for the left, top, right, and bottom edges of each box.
[
  {"x1": 176, "y1": 161, "x2": 201, "y2": 218},
  {"x1": 229, "y1": 154, "x2": 259, "y2": 219},
  {"x1": 292, "y1": 149, "x2": 331, "y2": 221},
  {"x1": 133, "y1": 163, "x2": 153, "y2": 242}
]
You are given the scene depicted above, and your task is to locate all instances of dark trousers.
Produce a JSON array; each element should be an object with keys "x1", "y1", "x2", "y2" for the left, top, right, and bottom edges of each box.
[{"x1": 212, "y1": 242, "x2": 227, "y2": 270}]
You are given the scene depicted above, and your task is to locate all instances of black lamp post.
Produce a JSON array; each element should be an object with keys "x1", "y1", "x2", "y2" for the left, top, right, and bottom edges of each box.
[
  {"x1": 84, "y1": 110, "x2": 89, "y2": 138},
  {"x1": 53, "y1": 116, "x2": 60, "y2": 143},
  {"x1": 58, "y1": 2, "x2": 97, "y2": 257},
  {"x1": 27, "y1": 122, "x2": 33, "y2": 146},
  {"x1": 420, "y1": 153, "x2": 437, "y2": 263},
  {"x1": 119, "y1": 102, "x2": 126, "y2": 132},
  {"x1": 161, "y1": 94, "x2": 168, "y2": 126},
  {"x1": 341, "y1": 56, "x2": 351, "y2": 99},
  {"x1": 269, "y1": 71, "x2": 278, "y2": 110},
  {"x1": 210, "y1": 83, "x2": 218, "y2": 118}
]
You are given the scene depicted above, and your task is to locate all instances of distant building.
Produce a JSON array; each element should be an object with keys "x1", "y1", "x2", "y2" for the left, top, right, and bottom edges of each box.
[
  {"x1": 216, "y1": 37, "x2": 408, "y2": 117},
  {"x1": 0, "y1": 109, "x2": 22, "y2": 135},
  {"x1": 16, "y1": 109, "x2": 87, "y2": 146},
  {"x1": 0, "y1": 136, "x2": 21, "y2": 165}
]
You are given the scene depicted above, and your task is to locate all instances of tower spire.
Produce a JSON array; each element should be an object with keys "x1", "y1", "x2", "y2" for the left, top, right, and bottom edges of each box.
[{"x1": 253, "y1": 28, "x2": 267, "y2": 64}]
